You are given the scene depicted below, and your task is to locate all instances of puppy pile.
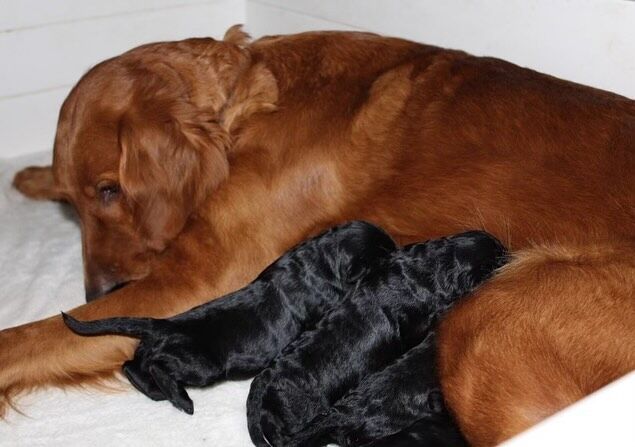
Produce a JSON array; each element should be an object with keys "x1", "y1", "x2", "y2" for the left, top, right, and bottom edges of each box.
[{"x1": 64, "y1": 221, "x2": 507, "y2": 446}]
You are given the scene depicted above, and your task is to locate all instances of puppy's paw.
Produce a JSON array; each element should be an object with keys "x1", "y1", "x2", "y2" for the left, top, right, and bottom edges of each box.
[
  {"x1": 248, "y1": 367, "x2": 331, "y2": 447},
  {"x1": 123, "y1": 357, "x2": 194, "y2": 414},
  {"x1": 120, "y1": 332, "x2": 221, "y2": 414}
]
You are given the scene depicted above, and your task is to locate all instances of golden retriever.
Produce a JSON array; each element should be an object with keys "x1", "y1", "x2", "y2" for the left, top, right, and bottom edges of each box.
[{"x1": 6, "y1": 26, "x2": 635, "y2": 445}]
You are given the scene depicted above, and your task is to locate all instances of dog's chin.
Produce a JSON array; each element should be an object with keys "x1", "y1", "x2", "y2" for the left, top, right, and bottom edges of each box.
[{"x1": 85, "y1": 280, "x2": 132, "y2": 302}]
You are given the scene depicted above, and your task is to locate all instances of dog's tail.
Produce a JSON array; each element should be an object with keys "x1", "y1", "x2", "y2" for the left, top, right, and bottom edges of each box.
[{"x1": 61, "y1": 312, "x2": 158, "y2": 338}]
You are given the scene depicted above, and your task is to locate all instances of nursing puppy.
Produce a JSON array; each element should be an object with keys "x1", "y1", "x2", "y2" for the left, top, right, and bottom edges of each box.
[
  {"x1": 63, "y1": 221, "x2": 398, "y2": 412},
  {"x1": 284, "y1": 332, "x2": 468, "y2": 447},
  {"x1": 247, "y1": 231, "x2": 507, "y2": 447},
  {"x1": 64, "y1": 225, "x2": 505, "y2": 445}
]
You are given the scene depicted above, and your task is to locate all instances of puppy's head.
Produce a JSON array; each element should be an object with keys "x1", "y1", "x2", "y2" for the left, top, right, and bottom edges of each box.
[
  {"x1": 37, "y1": 26, "x2": 277, "y2": 301},
  {"x1": 405, "y1": 230, "x2": 508, "y2": 298}
]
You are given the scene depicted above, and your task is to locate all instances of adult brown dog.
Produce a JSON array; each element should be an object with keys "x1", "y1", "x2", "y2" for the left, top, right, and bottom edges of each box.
[{"x1": 6, "y1": 26, "x2": 635, "y2": 444}]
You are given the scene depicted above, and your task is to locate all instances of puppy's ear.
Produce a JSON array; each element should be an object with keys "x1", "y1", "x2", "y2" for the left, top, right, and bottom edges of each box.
[
  {"x1": 123, "y1": 360, "x2": 167, "y2": 402},
  {"x1": 338, "y1": 222, "x2": 397, "y2": 283},
  {"x1": 119, "y1": 100, "x2": 230, "y2": 252},
  {"x1": 149, "y1": 364, "x2": 194, "y2": 414},
  {"x1": 13, "y1": 166, "x2": 65, "y2": 200}
]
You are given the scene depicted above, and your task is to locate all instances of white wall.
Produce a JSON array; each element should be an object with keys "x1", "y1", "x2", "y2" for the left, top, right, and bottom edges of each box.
[
  {"x1": 0, "y1": 0, "x2": 245, "y2": 158},
  {"x1": 2, "y1": 1, "x2": 635, "y2": 158},
  {"x1": 247, "y1": 0, "x2": 635, "y2": 99}
]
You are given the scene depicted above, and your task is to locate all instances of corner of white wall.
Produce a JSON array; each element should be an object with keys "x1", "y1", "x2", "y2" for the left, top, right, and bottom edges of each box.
[
  {"x1": 0, "y1": 0, "x2": 247, "y2": 159},
  {"x1": 246, "y1": 0, "x2": 635, "y2": 99}
]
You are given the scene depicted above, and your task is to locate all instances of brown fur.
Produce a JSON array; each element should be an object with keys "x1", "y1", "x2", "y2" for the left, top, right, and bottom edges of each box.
[
  {"x1": 5, "y1": 27, "x2": 635, "y2": 443},
  {"x1": 438, "y1": 241, "x2": 635, "y2": 446}
]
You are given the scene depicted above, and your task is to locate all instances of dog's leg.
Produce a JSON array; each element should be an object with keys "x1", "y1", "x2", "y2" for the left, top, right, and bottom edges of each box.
[
  {"x1": 0, "y1": 219, "x2": 275, "y2": 416},
  {"x1": 0, "y1": 271, "x2": 211, "y2": 416},
  {"x1": 60, "y1": 221, "x2": 397, "y2": 413},
  {"x1": 437, "y1": 241, "x2": 635, "y2": 447}
]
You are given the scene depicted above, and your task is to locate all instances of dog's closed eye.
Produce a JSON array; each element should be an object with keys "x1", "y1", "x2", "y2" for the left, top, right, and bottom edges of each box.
[{"x1": 97, "y1": 182, "x2": 121, "y2": 205}]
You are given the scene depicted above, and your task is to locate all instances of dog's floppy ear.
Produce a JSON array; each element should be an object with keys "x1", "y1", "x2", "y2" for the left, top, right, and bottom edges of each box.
[
  {"x1": 123, "y1": 360, "x2": 168, "y2": 402},
  {"x1": 13, "y1": 166, "x2": 65, "y2": 200},
  {"x1": 119, "y1": 98, "x2": 230, "y2": 252},
  {"x1": 118, "y1": 34, "x2": 276, "y2": 251},
  {"x1": 221, "y1": 62, "x2": 278, "y2": 133}
]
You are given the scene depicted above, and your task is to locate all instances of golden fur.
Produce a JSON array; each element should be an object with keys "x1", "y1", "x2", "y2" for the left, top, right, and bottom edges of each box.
[{"x1": 439, "y1": 241, "x2": 635, "y2": 445}]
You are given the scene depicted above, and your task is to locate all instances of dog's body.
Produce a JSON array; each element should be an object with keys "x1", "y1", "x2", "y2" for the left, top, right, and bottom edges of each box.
[
  {"x1": 5, "y1": 28, "x2": 635, "y2": 444},
  {"x1": 64, "y1": 224, "x2": 506, "y2": 446},
  {"x1": 438, "y1": 241, "x2": 635, "y2": 446}
]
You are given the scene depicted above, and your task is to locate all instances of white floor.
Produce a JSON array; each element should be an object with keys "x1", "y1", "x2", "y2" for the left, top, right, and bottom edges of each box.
[{"x1": 502, "y1": 371, "x2": 635, "y2": 447}]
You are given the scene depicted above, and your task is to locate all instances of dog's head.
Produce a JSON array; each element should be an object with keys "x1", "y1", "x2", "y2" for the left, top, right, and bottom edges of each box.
[{"x1": 13, "y1": 26, "x2": 278, "y2": 301}]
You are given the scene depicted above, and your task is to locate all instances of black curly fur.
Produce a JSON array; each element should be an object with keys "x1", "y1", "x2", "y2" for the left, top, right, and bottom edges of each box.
[
  {"x1": 246, "y1": 229, "x2": 506, "y2": 446},
  {"x1": 63, "y1": 221, "x2": 507, "y2": 446}
]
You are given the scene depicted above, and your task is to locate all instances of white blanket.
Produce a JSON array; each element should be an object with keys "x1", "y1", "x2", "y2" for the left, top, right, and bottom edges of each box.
[
  {"x1": 0, "y1": 152, "x2": 253, "y2": 446},
  {"x1": 3, "y1": 153, "x2": 632, "y2": 447}
]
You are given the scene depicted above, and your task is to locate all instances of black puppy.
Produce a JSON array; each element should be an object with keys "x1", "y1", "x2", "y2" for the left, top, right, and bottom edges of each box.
[
  {"x1": 63, "y1": 221, "x2": 398, "y2": 414},
  {"x1": 246, "y1": 231, "x2": 506, "y2": 447},
  {"x1": 283, "y1": 332, "x2": 468, "y2": 447}
]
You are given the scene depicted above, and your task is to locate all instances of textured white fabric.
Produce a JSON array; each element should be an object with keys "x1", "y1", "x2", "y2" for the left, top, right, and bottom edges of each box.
[
  {"x1": 0, "y1": 152, "x2": 254, "y2": 446},
  {"x1": 2, "y1": 153, "x2": 632, "y2": 446}
]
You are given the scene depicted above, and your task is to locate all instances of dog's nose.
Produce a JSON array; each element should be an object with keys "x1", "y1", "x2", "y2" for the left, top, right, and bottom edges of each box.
[
  {"x1": 84, "y1": 278, "x2": 129, "y2": 302},
  {"x1": 84, "y1": 260, "x2": 131, "y2": 302}
]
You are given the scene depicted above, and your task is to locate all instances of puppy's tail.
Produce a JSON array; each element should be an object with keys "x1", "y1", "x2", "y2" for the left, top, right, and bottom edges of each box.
[{"x1": 61, "y1": 312, "x2": 158, "y2": 338}]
